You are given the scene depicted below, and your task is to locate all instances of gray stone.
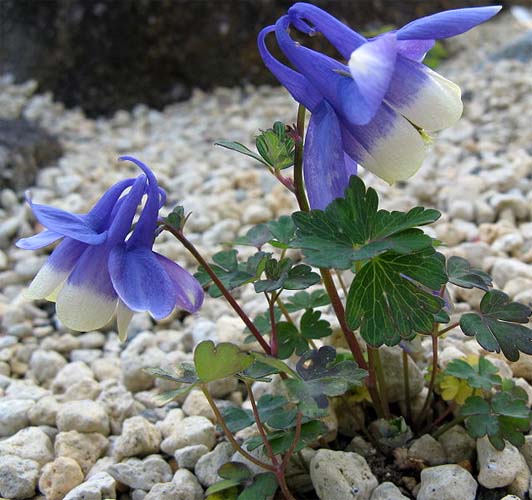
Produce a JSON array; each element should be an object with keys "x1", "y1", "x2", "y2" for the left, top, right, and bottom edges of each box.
[
  {"x1": 108, "y1": 455, "x2": 172, "y2": 490},
  {"x1": 28, "y1": 395, "x2": 61, "y2": 426},
  {"x1": 408, "y1": 434, "x2": 446, "y2": 466},
  {"x1": 380, "y1": 346, "x2": 424, "y2": 402},
  {"x1": 0, "y1": 455, "x2": 40, "y2": 499},
  {"x1": 477, "y1": 437, "x2": 522, "y2": 488},
  {"x1": 63, "y1": 472, "x2": 116, "y2": 500},
  {"x1": 171, "y1": 469, "x2": 203, "y2": 500},
  {"x1": 55, "y1": 430, "x2": 108, "y2": 475},
  {"x1": 160, "y1": 416, "x2": 216, "y2": 454},
  {"x1": 156, "y1": 408, "x2": 185, "y2": 438},
  {"x1": 38, "y1": 457, "x2": 85, "y2": 500},
  {"x1": 56, "y1": 400, "x2": 110, "y2": 435},
  {"x1": 113, "y1": 416, "x2": 161, "y2": 460},
  {"x1": 310, "y1": 449, "x2": 378, "y2": 500},
  {"x1": 60, "y1": 377, "x2": 102, "y2": 402},
  {"x1": 52, "y1": 361, "x2": 94, "y2": 394},
  {"x1": 370, "y1": 482, "x2": 409, "y2": 500},
  {"x1": 437, "y1": 425, "x2": 476, "y2": 463},
  {"x1": 0, "y1": 398, "x2": 34, "y2": 437},
  {"x1": 174, "y1": 444, "x2": 209, "y2": 469},
  {"x1": 97, "y1": 383, "x2": 139, "y2": 434},
  {"x1": 0, "y1": 118, "x2": 62, "y2": 191},
  {"x1": 417, "y1": 464, "x2": 477, "y2": 500},
  {"x1": 0, "y1": 427, "x2": 54, "y2": 466},
  {"x1": 29, "y1": 349, "x2": 67, "y2": 385},
  {"x1": 194, "y1": 442, "x2": 234, "y2": 487},
  {"x1": 490, "y1": 31, "x2": 532, "y2": 63}
]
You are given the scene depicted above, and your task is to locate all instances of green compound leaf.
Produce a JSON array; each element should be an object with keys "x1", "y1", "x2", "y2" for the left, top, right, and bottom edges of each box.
[
  {"x1": 346, "y1": 248, "x2": 447, "y2": 346},
  {"x1": 222, "y1": 407, "x2": 254, "y2": 434},
  {"x1": 235, "y1": 224, "x2": 273, "y2": 249},
  {"x1": 194, "y1": 341, "x2": 254, "y2": 382},
  {"x1": 460, "y1": 289, "x2": 532, "y2": 361},
  {"x1": 446, "y1": 255, "x2": 492, "y2": 291},
  {"x1": 215, "y1": 140, "x2": 270, "y2": 167},
  {"x1": 219, "y1": 462, "x2": 253, "y2": 482},
  {"x1": 255, "y1": 121, "x2": 295, "y2": 171},
  {"x1": 254, "y1": 258, "x2": 320, "y2": 293},
  {"x1": 195, "y1": 250, "x2": 270, "y2": 298},
  {"x1": 252, "y1": 352, "x2": 300, "y2": 380},
  {"x1": 276, "y1": 322, "x2": 309, "y2": 360},
  {"x1": 238, "y1": 473, "x2": 278, "y2": 500},
  {"x1": 300, "y1": 309, "x2": 332, "y2": 339},
  {"x1": 266, "y1": 216, "x2": 297, "y2": 248},
  {"x1": 245, "y1": 420, "x2": 326, "y2": 455},
  {"x1": 257, "y1": 394, "x2": 297, "y2": 429},
  {"x1": 461, "y1": 390, "x2": 530, "y2": 449},
  {"x1": 444, "y1": 357, "x2": 501, "y2": 391},
  {"x1": 153, "y1": 385, "x2": 197, "y2": 405},
  {"x1": 285, "y1": 346, "x2": 366, "y2": 416},
  {"x1": 285, "y1": 290, "x2": 330, "y2": 312},
  {"x1": 143, "y1": 363, "x2": 197, "y2": 385},
  {"x1": 291, "y1": 176, "x2": 440, "y2": 269}
]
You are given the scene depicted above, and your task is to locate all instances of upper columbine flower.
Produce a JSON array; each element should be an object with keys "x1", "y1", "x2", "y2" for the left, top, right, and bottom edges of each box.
[
  {"x1": 258, "y1": 4, "x2": 501, "y2": 209},
  {"x1": 17, "y1": 156, "x2": 204, "y2": 340}
]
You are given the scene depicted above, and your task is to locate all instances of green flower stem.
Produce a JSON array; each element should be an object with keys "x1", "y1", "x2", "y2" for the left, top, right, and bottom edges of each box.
[
  {"x1": 437, "y1": 322, "x2": 460, "y2": 337},
  {"x1": 244, "y1": 380, "x2": 280, "y2": 467},
  {"x1": 200, "y1": 385, "x2": 276, "y2": 472},
  {"x1": 367, "y1": 347, "x2": 388, "y2": 420},
  {"x1": 403, "y1": 350, "x2": 412, "y2": 423},
  {"x1": 370, "y1": 347, "x2": 390, "y2": 419},
  {"x1": 165, "y1": 226, "x2": 271, "y2": 355},
  {"x1": 276, "y1": 296, "x2": 294, "y2": 324},
  {"x1": 293, "y1": 104, "x2": 310, "y2": 212},
  {"x1": 267, "y1": 293, "x2": 279, "y2": 358},
  {"x1": 432, "y1": 414, "x2": 466, "y2": 439},
  {"x1": 415, "y1": 332, "x2": 439, "y2": 427}
]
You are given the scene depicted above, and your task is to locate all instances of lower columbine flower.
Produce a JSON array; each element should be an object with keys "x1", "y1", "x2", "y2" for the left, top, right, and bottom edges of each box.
[
  {"x1": 259, "y1": 3, "x2": 501, "y2": 209},
  {"x1": 17, "y1": 156, "x2": 204, "y2": 340}
]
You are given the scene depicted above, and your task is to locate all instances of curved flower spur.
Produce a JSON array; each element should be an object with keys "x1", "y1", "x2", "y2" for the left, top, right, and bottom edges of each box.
[
  {"x1": 17, "y1": 156, "x2": 204, "y2": 341},
  {"x1": 258, "y1": 3, "x2": 501, "y2": 209}
]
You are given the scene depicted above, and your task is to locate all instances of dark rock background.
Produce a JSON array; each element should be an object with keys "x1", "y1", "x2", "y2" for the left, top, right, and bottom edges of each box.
[{"x1": 0, "y1": 0, "x2": 522, "y2": 117}]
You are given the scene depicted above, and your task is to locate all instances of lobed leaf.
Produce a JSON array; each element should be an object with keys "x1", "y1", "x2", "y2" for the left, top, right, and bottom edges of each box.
[
  {"x1": 460, "y1": 290, "x2": 532, "y2": 361},
  {"x1": 194, "y1": 341, "x2": 254, "y2": 382},
  {"x1": 291, "y1": 176, "x2": 440, "y2": 269},
  {"x1": 346, "y1": 248, "x2": 447, "y2": 346},
  {"x1": 446, "y1": 255, "x2": 492, "y2": 291}
]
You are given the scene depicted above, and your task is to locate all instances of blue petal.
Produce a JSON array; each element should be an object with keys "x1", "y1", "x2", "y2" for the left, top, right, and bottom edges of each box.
[
  {"x1": 109, "y1": 245, "x2": 176, "y2": 319},
  {"x1": 258, "y1": 26, "x2": 321, "y2": 111},
  {"x1": 156, "y1": 254, "x2": 204, "y2": 313},
  {"x1": 27, "y1": 195, "x2": 108, "y2": 245},
  {"x1": 348, "y1": 34, "x2": 397, "y2": 121},
  {"x1": 397, "y1": 6, "x2": 502, "y2": 40},
  {"x1": 304, "y1": 101, "x2": 350, "y2": 210},
  {"x1": 84, "y1": 178, "x2": 138, "y2": 231},
  {"x1": 275, "y1": 16, "x2": 374, "y2": 125},
  {"x1": 287, "y1": 2, "x2": 366, "y2": 59},
  {"x1": 16, "y1": 230, "x2": 63, "y2": 250},
  {"x1": 396, "y1": 39, "x2": 435, "y2": 62},
  {"x1": 106, "y1": 175, "x2": 147, "y2": 245}
]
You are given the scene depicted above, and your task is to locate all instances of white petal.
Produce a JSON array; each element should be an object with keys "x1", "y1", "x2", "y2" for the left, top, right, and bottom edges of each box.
[
  {"x1": 25, "y1": 264, "x2": 68, "y2": 300},
  {"x1": 386, "y1": 57, "x2": 463, "y2": 132},
  {"x1": 117, "y1": 301, "x2": 134, "y2": 342},
  {"x1": 56, "y1": 283, "x2": 117, "y2": 332},
  {"x1": 344, "y1": 104, "x2": 427, "y2": 184}
]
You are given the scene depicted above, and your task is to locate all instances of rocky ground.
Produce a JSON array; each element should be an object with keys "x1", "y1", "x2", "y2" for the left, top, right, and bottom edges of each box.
[{"x1": 0, "y1": 10, "x2": 531, "y2": 500}]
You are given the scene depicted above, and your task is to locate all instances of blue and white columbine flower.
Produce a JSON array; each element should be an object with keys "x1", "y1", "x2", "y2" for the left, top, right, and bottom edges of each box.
[
  {"x1": 258, "y1": 4, "x2": 501, "y2": 209},
  {"x1": 17, "y1": 157, "x2": 204, "y2": 340}
]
